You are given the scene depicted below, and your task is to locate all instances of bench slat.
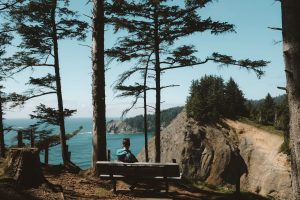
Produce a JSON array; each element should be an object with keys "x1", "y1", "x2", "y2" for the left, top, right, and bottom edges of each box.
[{"x1": 97, "y1": 161, "x2": 181, "y2": 178}]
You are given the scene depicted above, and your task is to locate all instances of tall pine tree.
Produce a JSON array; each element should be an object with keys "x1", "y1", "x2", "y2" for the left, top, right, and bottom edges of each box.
[
  {"x1": 0, "y1": 0, "x2": 24, "y2": 157},
  {"x1": 260, "y1": 93, "x2": 275, "y2": 125},
  {"x1": 106, "y1": 0, "x2": 268, "y2": 162},
  {"x1": 9, "y1": 0, "x2": 88, "y2": 164},
  {"x1": 92, "y1": 0, "x2": 107, "y2": 173},
  {"x1": 224, "y1": 78, "x2": 247, "y2": 118}
]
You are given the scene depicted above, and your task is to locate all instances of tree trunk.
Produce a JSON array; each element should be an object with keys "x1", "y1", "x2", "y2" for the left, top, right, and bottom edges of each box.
[
  {"x1": 30, "y1": 129, "x2": 34, "y2": 148},
  {"x1": 17, "y1": 131, "x2": 23, "y2": 148},
  {"x1": 281, "y1": 1, "x2": 300, "y2": 199},
  {"x1": 143, "y1": 58, "x2": 149, "y2": 162},
  {"x1": 153, "y1": 3, "x2": 161, "y2": 163},
  {"x1": 51, "y1": 0, "x2": 68, "y2": 164},
  {"x1": 44, "y1": 142, "x2": 49, "y2": 165},
  {"x1": 0, "y1": 93, "x2": 5, "y2": 158},
  {"x1": 6, "y1": 148, "x2": 45, "y2": 188},
  {"x1": 92, "y1": 0, "x2": 107, "y2": 173}
]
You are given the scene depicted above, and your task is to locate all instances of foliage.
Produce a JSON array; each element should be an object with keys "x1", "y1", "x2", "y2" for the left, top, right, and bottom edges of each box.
[
  {"x1": 259, "y1": 93, "x2": 276, "y2": 125},
  {"x1": 30, "y1": 104, "x2": 76, "y2": 126},
  {"x1": 107, "y1": 0, "x2": 268, "y2": 161},
  {"x1": 34, "y1": 126, "x2": 83, "y2": 151},
  {"x1": 224, "y1": 78, "x2": 247, "y2": 118},
  {"x1": 6, "y1": 0, "x2": 88, "y2": 163},
  {"x1": 247, "y1": 94, "x2": 289, "y2": 130},
  {"x1": 186, "y1": 75, "x2": 246, "y2": 123}
]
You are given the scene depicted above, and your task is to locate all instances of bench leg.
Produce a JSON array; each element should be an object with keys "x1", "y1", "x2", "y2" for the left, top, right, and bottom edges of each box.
[
  {"x1": 165, "y1": 179, "x2": 169, "y2": 193},
  {"x1": 112, "y1": 179, "x2": 117, "y2": 193}
]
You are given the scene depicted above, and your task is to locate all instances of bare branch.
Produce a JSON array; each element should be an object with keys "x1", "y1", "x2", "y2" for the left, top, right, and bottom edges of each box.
[
  {"x1": 277, "y1": 86, "x2": 287, "y2": 92},
  {"x1": 268, "y1": 27, "x2": 282, "y2": 31}
]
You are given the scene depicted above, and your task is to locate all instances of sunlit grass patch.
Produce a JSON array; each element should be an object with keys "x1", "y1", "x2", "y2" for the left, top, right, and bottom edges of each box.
[
  {"x1": 239, "y1": 118, "x2": 283, "y2": 136},
  {"x1": 95, "y1": 187, "x2": 112, "y2": 197}
]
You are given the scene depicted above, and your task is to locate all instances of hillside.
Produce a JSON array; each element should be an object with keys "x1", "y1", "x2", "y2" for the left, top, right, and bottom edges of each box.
[
  {"x1": 106, "y1": 106, "x2": 183, "y2": 133},
  {"x1": 138, "y1": 110, "x2": 292, "y2": 200}
]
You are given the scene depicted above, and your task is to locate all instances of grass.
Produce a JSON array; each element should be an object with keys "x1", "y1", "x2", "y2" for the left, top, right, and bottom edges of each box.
[
  {"x1": 239, "y1": 118, "x2": 283, "y2": 136},
  {"x1": 95, "y1": 187, "x2": 112, "y2": 197}
]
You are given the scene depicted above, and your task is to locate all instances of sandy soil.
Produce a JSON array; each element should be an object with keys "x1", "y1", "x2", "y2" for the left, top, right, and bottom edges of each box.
[{"x1": 225, "y1": 119, "x2": 291, "y2": 197}]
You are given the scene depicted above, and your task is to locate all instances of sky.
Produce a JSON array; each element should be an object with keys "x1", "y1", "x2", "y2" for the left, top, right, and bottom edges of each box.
[{"x1": 4, "y1": 0, "x2": 284, "y2": 119}]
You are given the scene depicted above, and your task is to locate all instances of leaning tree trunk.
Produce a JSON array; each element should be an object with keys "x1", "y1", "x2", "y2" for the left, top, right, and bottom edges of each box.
[
  {"x1": 281, "y1": 1, "x2": 300, "y2": 199},
  {"x1": 51, "y1": 0, "x2": 68, "y2": 164},
  {"x1": 6, "y1": 148, "x2": 45, "y2": 187},
  {"x1": 153, "y1": 2, "x2": 161, "y2": 163},
  {"x1": 92, "y1": 0, "x2": 107, "y2": 174}
]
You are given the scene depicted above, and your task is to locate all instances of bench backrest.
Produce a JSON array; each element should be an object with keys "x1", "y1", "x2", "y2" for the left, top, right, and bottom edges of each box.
[{"x1": 96, "y1": 161, "x2": 180, "y2": 178}]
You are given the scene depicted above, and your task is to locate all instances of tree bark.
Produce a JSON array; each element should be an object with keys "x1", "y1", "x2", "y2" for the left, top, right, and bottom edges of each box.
[
  {"x1": 51, "y1": 0, "x2": 68, "y2": 164},
  {"x1": 30, "y1": 129, "x2": 34, "y2": 148},
  {"x1": 92, "y1": 0, "x2": 107, "y2": 173},
  {"x1": 281, "y1": 1, "x2": 300, "y2": 199},
  {"x1": 153, "y1": 3, "x2": 161, "y2": 163},
  {"x1": 44, "y1": 142, "x2": 49, "y2": 165},
  {"x1": 0, "y1": 92, "x2": 5, "y2": 158},
  {"x1": 6, "y1": 148, "x2": 45, "y2": 188},
  {"x1": 17, "y1": 131, "x2": 23, "y2": 148},
  {"x1": 143, "y1": 59, "x2": 149, "y2": 162}
]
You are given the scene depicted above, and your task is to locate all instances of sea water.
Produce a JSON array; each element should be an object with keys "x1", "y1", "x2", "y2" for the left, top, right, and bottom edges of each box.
[{"x1": 4, "y1": 118, "x2": 153, "y2": 169}]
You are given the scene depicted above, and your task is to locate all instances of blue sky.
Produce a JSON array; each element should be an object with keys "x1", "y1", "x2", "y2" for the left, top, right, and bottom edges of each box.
[{"x1": 5, "y1": 0, "x2": 284, "y2": 119}]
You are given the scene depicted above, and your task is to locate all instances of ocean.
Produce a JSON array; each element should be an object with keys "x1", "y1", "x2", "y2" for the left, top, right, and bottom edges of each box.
[{"x1": 3, "y1": 118, "x2": 153, "y2": 169}]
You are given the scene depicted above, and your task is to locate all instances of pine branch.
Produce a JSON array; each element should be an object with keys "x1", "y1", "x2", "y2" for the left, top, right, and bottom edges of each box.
[
  {"x1": 161, "y1": 84, "x2": 180, "y2": 90},
  {"x1": 161, "y1": 53, "x2": 268, "y2": 78},
  {"x1": 268, "y1": 27, "x2": 282, "y2": 31},
  {"x1": 8, "y1": 91, "x2": 56, "y2": 108}
]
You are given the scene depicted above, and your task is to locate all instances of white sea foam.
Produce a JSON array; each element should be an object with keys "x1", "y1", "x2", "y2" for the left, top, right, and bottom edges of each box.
[{"x1": 79, "y1": 131, "x2": 92, "y2": 135}]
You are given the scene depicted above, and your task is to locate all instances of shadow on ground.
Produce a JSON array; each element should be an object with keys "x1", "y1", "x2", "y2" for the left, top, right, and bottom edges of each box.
[
  {"x1": 115, "y1": 181, "x2": 271, "y2": 200},
  {"x1": 0, "y1": 178, "x2": 40, "y2": 200}
]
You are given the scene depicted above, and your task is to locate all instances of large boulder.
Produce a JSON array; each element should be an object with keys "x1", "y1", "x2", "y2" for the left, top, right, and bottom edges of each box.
[
  {"x1": 227, "y1": 120, "x2": 292, "y2": 200},
  {"x1": 138, "y1": 111, "x2": 292, "y2": 200},
  {"x1": 138, "y1": 111, "x2": 242, "y2": 185}
]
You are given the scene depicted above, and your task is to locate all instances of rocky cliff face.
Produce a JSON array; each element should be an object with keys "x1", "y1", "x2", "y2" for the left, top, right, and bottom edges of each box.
[
  {"x1": 106, "y1": 120, "x2": 136, "y2": 133},
  {"x1": 138, "y1": 111, "x2": 292, "y2": 200},
  {"x1": 226, "y1": 120, "x2": 292, "y2": 200}
]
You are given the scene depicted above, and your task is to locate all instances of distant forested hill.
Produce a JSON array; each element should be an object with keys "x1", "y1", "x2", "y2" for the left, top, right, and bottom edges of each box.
[
  {"x1": 106, "y1": 106, "x2": 184, "y2": 133},
  {"x1": 248, "y1": 94, "x2": 286, "y2": 106}
]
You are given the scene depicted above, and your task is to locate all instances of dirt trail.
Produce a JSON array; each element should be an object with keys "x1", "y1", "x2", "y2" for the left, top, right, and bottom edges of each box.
[{"x1": 226, "y1": 120, "x2": 292, "y2": 199}]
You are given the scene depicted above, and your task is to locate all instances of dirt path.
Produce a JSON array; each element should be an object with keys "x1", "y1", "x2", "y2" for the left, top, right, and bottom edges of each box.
[{"x1": 225, "y1": 120, "x2": 291, "y2": 199}]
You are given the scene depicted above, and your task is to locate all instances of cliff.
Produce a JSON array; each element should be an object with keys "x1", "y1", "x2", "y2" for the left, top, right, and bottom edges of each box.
[
  {"x1": 106, "y1": 120, "x2": 135, "y2": 133},
  {"x1": 138, "y1": 111, "x2": 292, "y2": 200}
]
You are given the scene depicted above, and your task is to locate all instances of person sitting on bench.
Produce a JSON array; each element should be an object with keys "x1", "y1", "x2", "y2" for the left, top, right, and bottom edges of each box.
[
  {"x1": 116, "y1": 138, "x2": 138, "y2": 190},
  {"x1": 116, "y1": 138, "x2": 138, "y2": 163}
]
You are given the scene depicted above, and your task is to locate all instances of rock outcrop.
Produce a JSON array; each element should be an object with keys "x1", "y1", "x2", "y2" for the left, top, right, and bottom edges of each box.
[
  {"x1": 138, "y1": 111, "x2": 243, "y2": 185},
  {"x1": 138, "y1": 111, "x2": 292, "y2": 200},
  {"x1": 226, "y1": 120, "x2": 292, "y2": 200},
  {"x1": 106, "y1": 120, "x2": 136, "y2": 133}
]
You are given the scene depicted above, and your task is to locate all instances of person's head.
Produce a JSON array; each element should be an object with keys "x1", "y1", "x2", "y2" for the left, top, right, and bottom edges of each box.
[{"x1": 122, "y1": 138, "x2": 130, "y2": 150}]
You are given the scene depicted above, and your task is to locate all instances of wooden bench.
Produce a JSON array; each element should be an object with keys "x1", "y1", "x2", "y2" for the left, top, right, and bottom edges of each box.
[{"x1": 96, "y1": 161, "x2": 182, "y2": 193}]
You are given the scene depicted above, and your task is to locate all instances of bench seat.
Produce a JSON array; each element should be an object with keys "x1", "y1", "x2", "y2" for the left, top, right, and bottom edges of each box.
[{"x1": 96, "y1": 161, "x2": 181, "y2": 193}]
